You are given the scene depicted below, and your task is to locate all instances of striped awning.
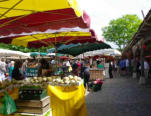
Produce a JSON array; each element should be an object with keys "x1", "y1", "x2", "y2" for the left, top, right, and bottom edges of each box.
[{"x1": 0, "y1": 0, "x2": 90, "y2": 37}]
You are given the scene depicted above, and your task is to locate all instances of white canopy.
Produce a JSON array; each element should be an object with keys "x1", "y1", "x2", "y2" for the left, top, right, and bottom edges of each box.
[
  {"x1": 82, "y1": 49, "x2": 121, "y2": 57},
  {"x1": 0, "y1": 49, "x2": 30, "y2": 57},
  {"x1": 47, "y1": 53, "x2": 56, "y2": 56}
]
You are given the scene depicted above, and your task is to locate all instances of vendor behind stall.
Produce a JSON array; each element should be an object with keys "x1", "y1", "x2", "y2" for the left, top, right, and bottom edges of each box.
[
  {"x1": 38, "y1": 59, "x2": 50, "y2": 76},
  {"x1": 97, "y1": 60, "x2": 104, "y2": 69},
  {"x1": 9, "y1": 61, "x2": 14, "y2": 81},
  {"x1": 12, "y1": 60, "x2": 24, "y2": 80}
]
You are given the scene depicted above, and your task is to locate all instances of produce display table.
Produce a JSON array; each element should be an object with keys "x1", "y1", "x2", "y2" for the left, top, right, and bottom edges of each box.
[
  {"x1": 0, "y1": 83, "x2": 87, "y2": 116},
  {"x1": 90, "y1": 68, "x2": 104, "y2": 80},
  {"x1": 47, "y1": 83, "x2": 87, "y2": 116}
]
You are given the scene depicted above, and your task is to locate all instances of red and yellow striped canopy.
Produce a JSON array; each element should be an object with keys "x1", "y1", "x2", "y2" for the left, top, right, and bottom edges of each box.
[
  {"x1": 0, "y1": 31, "x2": 98, "y2": 48},
  {"x1": 0, "y1": 0, "x2": 90, "y2": 37}
]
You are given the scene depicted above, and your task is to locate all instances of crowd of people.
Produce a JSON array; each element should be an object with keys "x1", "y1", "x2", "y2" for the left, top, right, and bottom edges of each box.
[
  {"x1": 0, "y1": 58, "x2": 29, "y2": 81},
  {"x1": 107, "y1": 58, "x2": 150, "y2": 79},
  {"x1": 0, "y1": 56, "x2": 150, "y2": 89},
  {"x1": 0, "y1": 58, "x2": 92, "y2": 88}
]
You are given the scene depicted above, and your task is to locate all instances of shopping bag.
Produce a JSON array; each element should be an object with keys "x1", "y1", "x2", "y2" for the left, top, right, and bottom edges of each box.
[{"x1": 0, "y1": 92, "x2": 17, "y2": 115}]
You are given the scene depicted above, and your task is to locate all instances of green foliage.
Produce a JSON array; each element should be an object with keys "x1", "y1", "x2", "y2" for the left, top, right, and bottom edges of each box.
[
  {"x1": 0, "y1": 43, "x2": 53, "y2": 53},
  {"x1": 102, "y1": 14, "x2": 142, "y2": 50}
]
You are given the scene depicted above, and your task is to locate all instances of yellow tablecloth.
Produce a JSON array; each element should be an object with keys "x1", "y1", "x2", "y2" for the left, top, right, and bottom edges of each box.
[{"x1": 47, "y1": 84, "x2": 87, "y2": 116}]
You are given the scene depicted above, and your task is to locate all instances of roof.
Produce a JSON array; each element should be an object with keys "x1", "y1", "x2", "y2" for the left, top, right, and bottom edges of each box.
[{"x1": 123, "y1": 9, "x2": 151, "y2": 55}]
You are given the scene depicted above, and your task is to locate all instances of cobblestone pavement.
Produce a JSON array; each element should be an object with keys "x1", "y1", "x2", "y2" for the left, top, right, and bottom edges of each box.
[{"x1": 86, "y1": 77, "x2": 151, "y2": 116}]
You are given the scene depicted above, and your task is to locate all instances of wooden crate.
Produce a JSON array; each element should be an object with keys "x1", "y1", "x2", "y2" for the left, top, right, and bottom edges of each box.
[
  {"x1": 15, "y1": 109, "x2": 52, "y2": 116},
  {"x1": 90, "y1": 69, "x2": 104, "y2": 80},
  {"x1": 17, "y1": 104, "x2": 50, "y2": 114},
  {"x1": 15, "y1": 96, "x2": 50, "y2": 114},
  {"x1": 16, "y1": 96, "x2": 50, "y2": 108}
]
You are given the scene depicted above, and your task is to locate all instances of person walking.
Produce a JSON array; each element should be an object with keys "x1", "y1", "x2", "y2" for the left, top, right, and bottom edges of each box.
[
  {"x1": 109, "y1": 61, "x2": 113, "y2": 79},
  {"x1": 12, "y1": 60, "x2": 24, "y2": 80},
  {"x1": 83, "y1": 62, "x2": 90, "y2": 89},
  {"x1": 144, "y1": 59, "x2": 150, "y2": 79},
  {"x1": 126, "y1": 58, "x2": 129, "y2": 76},
  {"x1": 113, "y1": 60, "x2": 118, "y2": 78}
]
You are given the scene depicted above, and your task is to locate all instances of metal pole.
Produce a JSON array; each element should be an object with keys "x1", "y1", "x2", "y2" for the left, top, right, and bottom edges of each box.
[
  {"x1": 141, "y1": 10, "x2": 145, "y2": 19},
  {"x1": 139, "y1": 39, "x2": 145, "y2": 84},
  {"x1": 0, "y1": 0, "x2": 23, "y2": 19}
]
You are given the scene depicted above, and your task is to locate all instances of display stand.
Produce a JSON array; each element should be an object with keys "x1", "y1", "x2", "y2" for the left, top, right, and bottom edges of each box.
[
  {"x1": 15, "y1": 109, "x2": 52, "y2": 116},
  {"x1": 0, "y1": 83, "x2": 87, "y2": 116},
  {"x1": 90, "y1": 68, "x2": 104, "y2": 80}
]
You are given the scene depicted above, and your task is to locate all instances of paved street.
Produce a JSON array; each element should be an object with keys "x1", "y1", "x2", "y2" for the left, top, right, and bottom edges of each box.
[{"x1": 86, "y1": 77, "x2": 151, "y2": 116}]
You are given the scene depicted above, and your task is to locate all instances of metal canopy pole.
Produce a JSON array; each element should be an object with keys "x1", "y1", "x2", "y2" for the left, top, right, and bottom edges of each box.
[{"x1": 0, "y1": 0, "x2": 23, "y2": 19}]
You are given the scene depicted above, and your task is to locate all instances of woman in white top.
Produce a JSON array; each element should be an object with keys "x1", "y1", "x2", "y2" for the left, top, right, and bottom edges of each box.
[{"x1": 0, "y1": 58, "x2": 6, "y2": 81}]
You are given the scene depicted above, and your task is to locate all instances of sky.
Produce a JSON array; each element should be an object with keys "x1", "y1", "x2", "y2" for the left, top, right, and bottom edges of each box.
[{"x1": 78, "y1": 0, "x2": 151, "y2": 48}]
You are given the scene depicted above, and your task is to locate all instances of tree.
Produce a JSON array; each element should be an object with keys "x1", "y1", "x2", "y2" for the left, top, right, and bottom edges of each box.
[{"x1": 102, "y1": 14, "x2": 142, "y2": 50}]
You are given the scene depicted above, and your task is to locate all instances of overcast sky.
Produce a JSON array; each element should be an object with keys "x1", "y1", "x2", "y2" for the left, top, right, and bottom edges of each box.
[{"x1": 78, "y1": 0, "x2": 151, "y2": 48}]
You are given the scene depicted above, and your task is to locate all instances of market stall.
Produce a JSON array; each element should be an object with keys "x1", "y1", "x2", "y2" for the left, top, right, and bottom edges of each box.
[
  {"x1": 0, "y1": 75, "x2": 86, "y2": 116},
  {"x1": 83, "y1": 49, "x2": 121, "y2": 57},
  {"x1": 78, "y1": 49, "x2": 121, "y2": 79},
  {"x1": 49, "y1": 42, "x2": 111, "y2": 56},
  {"x1": 89, "y1": 68, "x2": 104, "y2": 80},
  {"x1": 0, "y1": 49, "x2": 30, "y2": 58},
  {"x1": 0, "y1": 0, "x2": 101, "y2": 116}
]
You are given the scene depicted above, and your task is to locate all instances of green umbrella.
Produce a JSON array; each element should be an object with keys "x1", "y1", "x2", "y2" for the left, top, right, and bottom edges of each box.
[{"x1": 57, "y1": 42, "x2": 111, "y2": 56}]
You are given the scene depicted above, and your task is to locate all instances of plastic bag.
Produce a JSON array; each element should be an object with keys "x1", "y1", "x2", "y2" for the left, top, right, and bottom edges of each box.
[{"x1": 0, "y1": 92, "x2": 17, "y2": 115}]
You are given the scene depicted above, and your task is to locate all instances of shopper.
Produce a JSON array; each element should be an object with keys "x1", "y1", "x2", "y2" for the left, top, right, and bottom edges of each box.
[
  {"x1": 109, "y1": 61, "x2": 113, "y2": 78},
  {"x1": 126, "y1": 58, "x2": 129, "y2": 76},
  {"x1": 22, "y1": 59, "x2": 29, "y2": 78},
  {"x1": 120, "y1": 59, "x2": 126, "y2": 76},
  {"x1": 83, "y1": 62, "x2": 90, "y2": 88},
  {"x1": 72, "y1": 60, "x2": 79, "y2": 76},
  {"x1": 117, "y1": 58, "x2": 120, "y2": 77},
  {"x1": 136, "y1": 58, "x2": 141, "y2": 79},
  {"x1": 144, "y1": 59, "x2": 150, "y2": 79},
  {"x1": 12, "y1": 60, "x2": 24, "y2": 80},
  {"x1": 9, "y1": 61, "x2": 14, "y2": 81},
  {"x1": 113, "y1": 60, "x2": 118, "y2": 78},
  {"x1": 0, "y1": 58, "x2": 6, "y2": 81},
  {"x1": 80, "y1": 60, "x2": 85, "y2": 79}
]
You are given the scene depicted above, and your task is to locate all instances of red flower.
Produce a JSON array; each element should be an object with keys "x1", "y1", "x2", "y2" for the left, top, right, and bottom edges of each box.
[{"x1": 142, "y1": 45, "x2": 147, "y2": 49}]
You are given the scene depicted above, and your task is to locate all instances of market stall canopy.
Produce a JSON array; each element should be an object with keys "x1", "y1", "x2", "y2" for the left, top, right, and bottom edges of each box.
[
  {"x1": 0, "y1": 48, "x2": 30, "y2": 57},
  {"x1": 51, "y1": 42, "x2": 111, "y2": 56},
  {"x1": 83, "y1": 49, "x2": 121, "y2": 57},
  {"x1": 47, "y1": 53, "x2": 67, "y2": 57},
  {"x1": 60, "y1": 56, "x2": 71, "y2": 60},
  {"x1": 0, "y1": 0, "x2": 90, "y2": 38},
  {"x1": 48, "y1": 43, "x2": 81, "y2": 53},
  {"x1": 0, "y1": 31, "x2": 97, "y2": 48},
  {"x1": 30, "y1": 52, "x2": 48, "y2": 57}
]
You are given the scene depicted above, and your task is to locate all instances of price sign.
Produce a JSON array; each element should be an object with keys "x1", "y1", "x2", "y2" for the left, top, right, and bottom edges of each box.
[{"x1": 26, "y1": 68, "x2": 38, "y2": 77}]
